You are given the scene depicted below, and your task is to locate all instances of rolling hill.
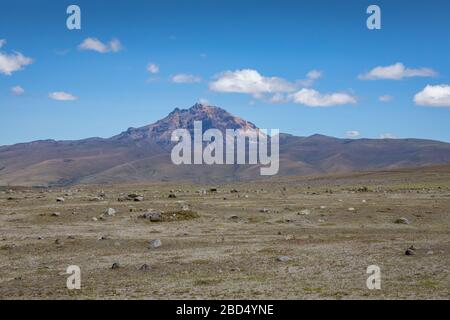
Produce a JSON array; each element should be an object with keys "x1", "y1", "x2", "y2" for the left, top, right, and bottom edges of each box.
[{"x1": 1, "y1": 103, "x2": 450, "y2": 186}]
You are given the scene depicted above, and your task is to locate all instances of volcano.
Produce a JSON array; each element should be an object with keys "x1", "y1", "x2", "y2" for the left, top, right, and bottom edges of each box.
[{"x1": 1, "y1": 103, "x2": 450, "y2": 186}]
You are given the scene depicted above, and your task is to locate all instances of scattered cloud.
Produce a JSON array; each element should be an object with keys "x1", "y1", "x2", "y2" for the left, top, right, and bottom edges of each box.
[
  {"x1": 379, "y1": 95, "x2": 393, "y2": 102},
  {"x1": 269, "y1": 93, "x2": 288, "y2": 104},
  {"x1": 55, "y1": 49, "x2": 70, "y2": 56},
  {"x1": 109, "y1": 39, "x2": 122, "y2": 52},
  {"x1": 78, "y1": 38, "x2": 122, "y2": 53},
  {"x1": 209, "y1": 69, "x2": 296, "y2": 96},
  {"x1": 48, "y1": 92, "x2": 78, "y2": 101},
  {"x1": 147, "y1": 63, "x2": 159, "y2": 74},
  {"x1": 198, "y1": 98, "x2": 210, "y2": 105},
  {"x1": 200, "y1": 53, "x2": 207, "y2": 59},
  {"x1": 11, "y1": 86, "x2": 25, "y2": 96},
  {"x1": 290, "y1": 88, "x2": 357, "y2": 107},
  {"x1": 298, "y1": 70, "x2": 322, "y2": 87},
  {"x1": 346, "y1": 131, "x2": 360, "y2": 138},
  {"x1": 379, "y1": 133, "x2": 397, "y2": 139},
  {"x1": 0, "y1": 40, "x2": 33, "y2": 75},
  {"x1": 172, "y1": 73, "x2": 201, "y2": 83},
  {"x1": 359, "y1": 62, "x2": 437, "y2": 80},
  {"x1": 414, "y1": 84, "x2": 450, "y2": 107}
]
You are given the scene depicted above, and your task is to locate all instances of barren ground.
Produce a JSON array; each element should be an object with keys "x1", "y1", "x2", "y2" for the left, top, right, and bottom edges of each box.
[{"x1": 1, "y1": 166, "x2": 449, "y2": 299}]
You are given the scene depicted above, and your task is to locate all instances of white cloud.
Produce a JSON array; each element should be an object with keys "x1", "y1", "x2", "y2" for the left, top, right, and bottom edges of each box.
[
  {"x1": 209, "y1": 69, "x2": 296, "y2": 95},
  {"x1": 379, "y1": 133, "x2": 397, "y2": 139},
  {"x1": 359, "y1": 62, "x2": 437, "y2": 80},
  {"x1": 269, "y1": 93, "x2": 288, "y2": 104},
  {"x1": 0, "y1": 40, "x2": 33, "y2": 75},
  {"x1": 298, "y1": 70, "x2": 322, "y2": 87},
  {"x1": 379, "y1": 95, "x2": 393, "y2": 102},
  {"x1": 11, "y1": 86, "x2": 25, "y2": 96},
  {"x1": 414, "y1": 84, "x2": 450, "y2": 107},
  {"x1": 198, "y1": 98, "x2": 210, "y2": 105},
  {"x1": 290, "y1": 88, "x2": 357, "y2": 107},
  {"x1": 172, "y1": 73, "x2": 201, "y2": 83},
  {"x1": 78, "y1": 38, "x2": 122, "y2": 53},
  {"x1": 109, "y1": 39, "x2": 122, "y2": 52},
  {"x1": 147, "y1": 63, "x2": 159, "y2": 74},
  {"x1": 346, "y1": 131, "x2": 360, "y2": 138},
  {"x1": 49, "y1": 92, "x2": 78, "y2": 101}
]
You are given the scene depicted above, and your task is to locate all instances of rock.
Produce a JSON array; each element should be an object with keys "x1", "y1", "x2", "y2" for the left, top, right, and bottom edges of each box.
[
  {"x1": 37, "y1": 236, "x2": 44, "y2": 240},
  {"x1": 105, "y1": 208, "x2": 116, "y2": 216},
  {"x1": 405, "y1": 245, "x2": 417, "y2": 256},
  {"x1": 111, "y1": 262, "x2": 120, "y2": 269},
  {"x1": 55, "y1": 239, "x2": 63, "y2": 245},
  {"x1": 348, "y1": 207, "x2": 355, "y2": 211},
  {"x1": 140, "y1": 211, "x2": 162, "y2": 222},
  {"x1": 320, "y1": 206, "x2": 327, "y2": 209},
  {"x1": 209, "y1": 188, "x2": 218, "y2": 193},
  {"x1": 427, "y1": 250, "x2": 434, "y2": 255},
  {"x1": 89, "y1": 196, "x2": 103, "y2": 201},
  {"x1": 92, "y1": 217, "x2": 98, "y2": 221},
  {"x1": 149, "y1": 239, "x2": 162, "y2": 249},
  {"x1": 394, "y1": 217, "x2": 410, "y2": 225},
  {"x1": 98, "y1": 235, "x2": 110, "y2": 240},
  {"x1": 259, "y1": 208, "x2": 269, "y2": 213},
  {"x1": 230, "y1": 189, "x2": 239, "y2": 193},
  {"x1": 181, "y1": 205, "x2": 190, "y2": 211},
  {"x1": 276, "y1": 256, "x2": 291, "y2": 262},
  {"x1": 229, "y1": 215, "x2": 239, "y2": 220},
  {"x1": 51, "y1": 212, "x2": 61, "y2": 217},
  {"x1": 298, "y1": 209, "x2": 310, "y2": 216},
  {"x1": 127, "y1": 193, "x2": 144, "y2": 201},
  {"x1": 168, "y1": 194, "x2": 177, "y2": 199},
  {"x1": 67, "y1": 235, "x2": 75, "y2": 240},
  {"x1": 139, "y1": 264, "x2": 150, "y2": 271},
  {"x1": 56, "y1": 197, "x2": 65, "y2": 202}
]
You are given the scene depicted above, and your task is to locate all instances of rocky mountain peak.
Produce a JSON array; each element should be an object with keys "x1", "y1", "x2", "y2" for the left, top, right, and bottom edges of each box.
[{"x1": 112, "y1": 103, "x2": 258, "y2": 145}]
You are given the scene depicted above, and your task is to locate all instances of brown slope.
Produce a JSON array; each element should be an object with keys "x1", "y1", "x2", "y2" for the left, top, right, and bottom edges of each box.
[{"x1": 1, "y1": 103, "x2": 450, "y2": 186}]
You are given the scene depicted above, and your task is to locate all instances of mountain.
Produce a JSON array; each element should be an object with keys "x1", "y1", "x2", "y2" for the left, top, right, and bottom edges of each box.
[{"x1": 1, "y1": 103, "x2": 450, "y2": 186}]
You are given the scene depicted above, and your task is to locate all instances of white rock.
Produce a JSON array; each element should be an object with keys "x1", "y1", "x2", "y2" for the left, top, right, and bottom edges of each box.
[
  {"x1": 149, "y1": 239, "x2": 162, "y2": 249},
  {"x1": 106, "y1": 208, "x2": 116, "y2": 216},
  {"x1": 298, "y1": 209, "x2": 310, "y2": 216}
]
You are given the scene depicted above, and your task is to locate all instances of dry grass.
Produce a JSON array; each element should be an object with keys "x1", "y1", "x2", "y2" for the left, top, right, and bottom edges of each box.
[{"x1": 0, "y1": 167, "x2": 449, "y2": 299}]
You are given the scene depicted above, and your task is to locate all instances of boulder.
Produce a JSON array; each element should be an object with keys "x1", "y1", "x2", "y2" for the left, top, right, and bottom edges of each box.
[
  {"x1": 149, "y1": 239, "x2": 162, "y2": 249},
  {"x1": 105, "y1": 208, "x2": 116, "y2": 216},
  {"x1": 394, "y1": 217, "x2": 410, "y2": 225},
  {"x1": 276, "y1": 256, "x2": 291, "y2": 262}
]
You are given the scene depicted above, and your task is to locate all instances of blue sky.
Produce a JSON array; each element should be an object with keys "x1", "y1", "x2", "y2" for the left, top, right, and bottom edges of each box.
[{"x1": 1, "y1": 0, "x2": 449, "y2": 145}]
